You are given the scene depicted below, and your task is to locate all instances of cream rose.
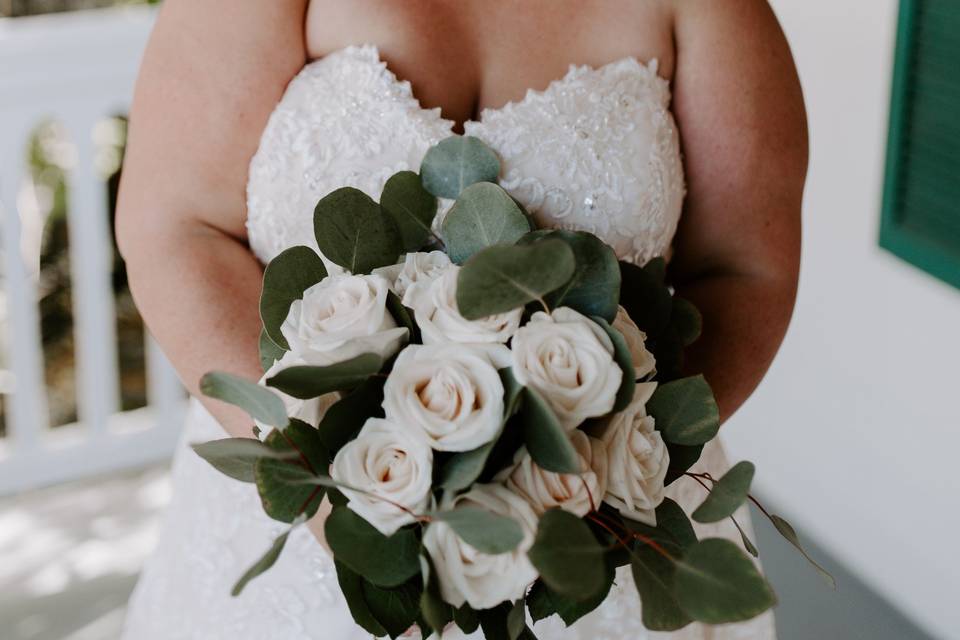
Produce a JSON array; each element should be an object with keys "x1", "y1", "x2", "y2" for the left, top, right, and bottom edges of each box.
[
  {"x1": 422, "y1": 484, "x2": 539, "y2": 609},
  {"x1": 496, "y1": 431, "x2": 608, "y2": 517},
  {"x1": 280, "y1": 273, "x2": 408, "y2": 365},
  {"x1": 254, "y1": 351, "x2": 339, "y2": 439},
  {"x1": 382, "y1": 343, "x2": 511, "y2": 452},
  {"x1": 510, "y1": 307, "x2": 623, "y2": 430},
  {"x1": 372, "y1": 251, "x2": 452, "y2": 298},
  {"x1": 598, "y1": 382, "x2": 669, "y2": 525},
  {"x1": 403, "y1": 266, "x2": 522, "y2": 345},
  {"x1": 330, "y1": 417, "x2": 433, "y2": 536},
  {"x1": 612, "y1": 305, "x2": 656, "y2": 379}
]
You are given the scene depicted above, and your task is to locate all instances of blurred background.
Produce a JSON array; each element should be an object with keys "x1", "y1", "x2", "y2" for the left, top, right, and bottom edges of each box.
[{"x1": 0, "y1": 1, "x2": 957, "y2": 639}]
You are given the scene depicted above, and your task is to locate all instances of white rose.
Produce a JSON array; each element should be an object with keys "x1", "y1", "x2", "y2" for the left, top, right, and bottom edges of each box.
[
  {"x1": 598, "y1": 382, "x2": 669, "y2": 525},
  {"x1": 382, "y1": 343, "x2": 511, "y2": 452},
  {"x1": 612, "y1": 305, "x2": 656, "y2": 379},
  {"x1": 372, "y1": 251, "x2": 452, "y2": 298},
  {"x1": 510, "y1": 307, "x2": 623, "y2": 430},
  {"x1": 330, "y1": 417, "x2": 433, "y2": 536},
  {"x1": 422, "y1": 484, "x2": 539, "y2": 609},
  {"x1": 495, "y1": 431, "x2": 608, "y2": 517},
  {"x1": 280, "y1": 273, "x2": 408, "y2": 365},
  {"x1": 403, "y1": 266, "x2": 522, "y2": 345},
  {"x1": 254, "y1": 350, "x2": 339, "y2": 440}
]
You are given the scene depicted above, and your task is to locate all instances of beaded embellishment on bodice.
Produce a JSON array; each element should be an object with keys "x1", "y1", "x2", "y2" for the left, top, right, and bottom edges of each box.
[{"x1": 245, "y1": 43, "x2": 686, "y2": 267}]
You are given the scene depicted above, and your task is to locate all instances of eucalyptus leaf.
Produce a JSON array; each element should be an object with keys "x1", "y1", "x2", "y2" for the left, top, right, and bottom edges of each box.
[
  {"x1": 335, "y1": 561, "x2": 388, "y2": 636},
  {"x1": 692, "y1": 461, "x2": 755, "y2": 523},
  {"x1": 386, "y1": 291, "x2": 420, "y2": 343},
  {"x1": 454, "y1": 605, "x2": 481, "y2": 634},
  {"x1": 731, "y1": 516, "x2": 760, "y2": 558},
  {"x1": 439, "y1": 441, "x2": 497, "y2": 491},
  {"x1": 259, "y1": 245, "x2": 327, "y2": 349},
  {"x1": 442, "y1": 182, "x2": 531, "y2": 263},
  {"x1": 655, "y1": 498, "x2": 699, "y2": 551},
  {"x1": 420, "y1": 135, "x2": 500, "y2": 199},
  {"x1": 231, "y1": 516, "x2": 304, "y2": 596},
  {"x1": 314, "y1": 187, "x2": 402, "y2": 274},
  {"x1": 664, "y1": 442, "x2": 704, "y2": 485},
  {"x1": 420, "y1": 553, "x2": 454, "y2": 635},
  {"x1": 325, "y1": 507, "x2": 421, "y2": 588},
  {"x1": 199, "y1": 371, "x2": 288, "y2": 428},
  {"x1": 507, "y1": 599, "x2": 527, "y2": 640},
  {"x1": 528, "y1": 509, "x2": 607, "y2": 601},
  {"x1": 428, "y1": 506, "x2": 524, "y2": 555},
  {"x1": 671, "y1": 297, "x2": 703, "y2": 347},
  {"x1": 259, "y1": 328, "x2": 286, "y2": 373},
  {"x1": 674, "y1": 538, "x2": 777, "y2": 624},
  {"x1": 190, "y1": 437, "x2": 295, "y2": 483},
  {"x1": 266, "y1": 353, "x2": 384, "y2": 399},
  {"x1": 361, "y1": 579, "x2": 421, "y2": 639},
  {"x1": 769, "y1": 514, "x2": 837, "y2": 589},
  {"x1": 520, "y1": 387, "x2": 581, "y2": 474},
  {"x1": 380, "y1": 170, "x2": 438, "y2": 251},
  {"x1": 317, "y1": 377, "x2": 385, "y2": 456},
  {"x1": 456, "y1": 239, "x2": 576, "y2": 320},
  {"x1": 255, "y1": 420, "x2": 329, "y2": 522},
  {"x1": 619, "y1": 260, "x2": 672, "y2": 339},
  {"x1": 647, "y1": 375, "x2": 720, "y2": 446},
  {"x1": 478, "y1": 602, "x2": 523, "y2": 640},
  {"x1": 521, "y1": 230, "x2": 621, "y2": 322},
  {"x1": 630, "y1": 544, "x2": 692, "y2": 631},
  {"x1": 591, "y1": 316, "x2": 636, "y2": 413},
  {"x1": 526, "y1": 561, "x2": 614, "y2": 625}
]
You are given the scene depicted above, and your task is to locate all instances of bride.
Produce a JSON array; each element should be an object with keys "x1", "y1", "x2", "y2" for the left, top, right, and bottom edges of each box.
[{"x1": 114, "y1": 0, "x2": 806, "y2": 638}]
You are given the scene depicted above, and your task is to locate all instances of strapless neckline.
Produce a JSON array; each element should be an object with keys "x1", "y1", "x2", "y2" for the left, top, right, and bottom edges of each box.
[{"x1": 330, "y1": 43, "x2": 667, "y2": 132}]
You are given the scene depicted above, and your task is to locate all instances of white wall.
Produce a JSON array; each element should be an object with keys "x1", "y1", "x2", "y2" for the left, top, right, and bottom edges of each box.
[{"x1": 724, "y1": 2, "x2": 960, "y2": 638}]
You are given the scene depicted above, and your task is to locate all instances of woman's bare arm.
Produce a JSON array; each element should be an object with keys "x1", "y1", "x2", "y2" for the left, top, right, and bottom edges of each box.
[
  {"x1": 669, "y1": 0, "x2": 807, "y2": 422},
  {"x1": 116, "y1": 0, "x2": 309, "y2": 437}
]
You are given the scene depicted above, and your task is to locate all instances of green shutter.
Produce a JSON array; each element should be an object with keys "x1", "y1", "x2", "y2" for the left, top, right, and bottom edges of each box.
[{"x1": 880, "y1": 0, "x2": 960, "y2": 290}]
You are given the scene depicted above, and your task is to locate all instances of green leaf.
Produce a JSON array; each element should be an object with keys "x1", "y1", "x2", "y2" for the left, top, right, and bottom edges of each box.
[
  {"x1": 647, "y1": 375, "x2": 720, "y2": 446},
  {"x1": 692, "y1": 462, "x2": 755, "y2": 523},
  {"x1": 334, "y1": 561, "x2": 388, "y2": 636},
  {"x1": 590, "y1": 316, "x2": 636, "y2": 413},
  {"x1": 190, "y1": 437, "x2": 295, "y2": 483},
  {"x1": 520, "y1": 387, "x2": 581, "y2": 474},
  {"x1": 420, "y1": 135, "x2": 500, "y2": 199},
  {"x1": 439, "y1": 441, "x2": 496, "y2": 491},
  {"x1": 526, "y1": 562, "x2": 614, "y2": 626},
  {"x1": 361, "y1": 579, "x2": 421, "y2": 639},
  {"x1": 674, "y1": 538, "x2": 777, "y2": 624},
  {"x1": 528, "y1": 509, "x2": 606, "y2": 600},
  {"x1": 619, "y1": 260, "x2": 672, "y2": 339},
  {"x1": 420, "y1": 553, "x2": 454, "y2": 635},
  {"x1": 199, "y1": 371, "x2": 288, "y2": 428},
  {"x1": 664, "y1": 443, "x2": 704, "y2": 485},
  {"x1": 521, "y1": 230, "x2": 621, "y2": 322},
  {"x1": 427, "y1": 506, "x2": 524, "y2": 555},
  {"x1": 456, "y1": 239, "x2": 576, "y2": 320},
  {"x1": 386, "y1": 291, "x2": 420, "y2": 343},
  {"x1": 259, "y1": 328, "x2": 286, "y2": 373},
  {"x1": 671, "y1": 297, "x2": 703, "y2": 347},
  {"x1": 231, "y1": 516, "x2": 304, "y2": 596},
  {"x1": 325, "y1": 507, "x2": 421, "y2": 587},
  {"x1": 255, "y1": 420, "x2": 329, "y2": 522},
  {"x1": 266, "y1": 353, "x2": 384, "y2": 399},
  {"x1": 769, "y1": 514, "x2": 837, "y2": 589},
  {"x1": 313, "y1": 187, "x2": 402, "y2": 274},
  {"x1": 453, "y1": 605, "x2": 481, "y2": 634},
  {"x1": 655, "y1": 498, "x2": 699, "y2": 551},
  {"x1": 732, "y1": 516, "x2": 760, "y2": 558},
  {"x1": 630, "y1": 544, "x2": 692, "y2": 631},
  {"x1": 380, "y1": 170, "x2": 438, "y2": 251},
  {"x1": 317, "y1": 377, "x2": 385, "y2": 456},
  {"x1": 441, "y1": 182, "x2": 531, "y2": 264},
  {"x1": 259, "y1": 245, "x2": 327, "y2": 349},
  {"x1": 507, "y1": 599, "x2": 526, "y2": 640},
  {"x1": 477, "y1": 603, "x2": 517, "y2": 640}
]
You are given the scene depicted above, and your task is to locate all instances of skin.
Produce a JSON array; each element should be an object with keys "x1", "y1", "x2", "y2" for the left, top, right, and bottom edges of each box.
[{"x1": 116, "y1": 0, "x2": 805, "y2": 549}]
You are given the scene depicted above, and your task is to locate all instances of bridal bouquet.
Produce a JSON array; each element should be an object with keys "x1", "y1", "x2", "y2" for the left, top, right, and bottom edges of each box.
[{"x1": 193, "y1": 136, "x2": 831, "y2": 638}]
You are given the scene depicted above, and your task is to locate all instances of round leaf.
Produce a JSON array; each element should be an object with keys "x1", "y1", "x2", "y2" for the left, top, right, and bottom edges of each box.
[
  {"x1": 199, "y1": 371, "x2": 288, "y2": 428},
  {"x1": 317, "y1": 377, "x2": 385, "y2": 456},
  {"x1": 265, "y1": 353, "x2": 385, "y2": 399},
  {"x1": 441, "y1": 182, "x2": 531, "y2": 263},
  {"x1": 334, "y1": 561, "x2": 388, "y2": 636},
  {"x1": 455, "y1": 239, "x2": 576, "y2": 320},
  {"x1": 325, "y1": 507, "x2": 421, "y2": 587},
  {"x1": 528, "y1": 509, "x2": 607, "y2": 601},
  {"x1": 692, "y1": 461, "x2": 755, "y2": 524},
  {"x1": 420, "y1": 135, "x2": 500, "y2": 199},
  {"x1": 380, "y1": 170, "x2": 438, "y2": 251},
  {"x1": 255, "y1": 421, "x2": 329, "y2": 522},
  {"x1": 520, "y1": 387, "x2": 581, "y2": 474},
  {"x1": 647, "y1": 375, "x2": 720, "y2": 446},
  {"x1": 314, "y1": 187, "x2": 402, "y2": 274},
  {"x1": 674, "y1": 538, "x2": 778, "y2": 624},
  {"x1": 630, "y1": 544, "x2": 692, "y2": 631},
  {"x1": 259, "y1": 328, "x2": 286, "y2": 373},
  {"x1": 427, "y1": 506, "x2": 524, "y2": 555},
  {"x1": 259, "y1": 245, "x2": 327, "y2": 349}
]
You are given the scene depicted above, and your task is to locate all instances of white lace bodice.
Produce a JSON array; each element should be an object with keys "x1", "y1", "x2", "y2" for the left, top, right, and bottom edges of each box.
[
  {"x1": 122, "y1": 44, "x2": 775, "y2": 640},
  {"x1": 245, "y1": 44, "x2": 685, "y2": 267}
]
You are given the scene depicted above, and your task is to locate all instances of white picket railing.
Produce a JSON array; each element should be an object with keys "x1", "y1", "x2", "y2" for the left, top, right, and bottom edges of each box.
[{"x1": 0, "y1": 5, "x2": 185, "y2": 495}]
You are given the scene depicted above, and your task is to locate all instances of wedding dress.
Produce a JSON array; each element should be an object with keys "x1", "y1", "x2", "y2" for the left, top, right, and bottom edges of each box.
[{"x1": 122, "y1": 44, "x2": 776, "y2": 640}]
